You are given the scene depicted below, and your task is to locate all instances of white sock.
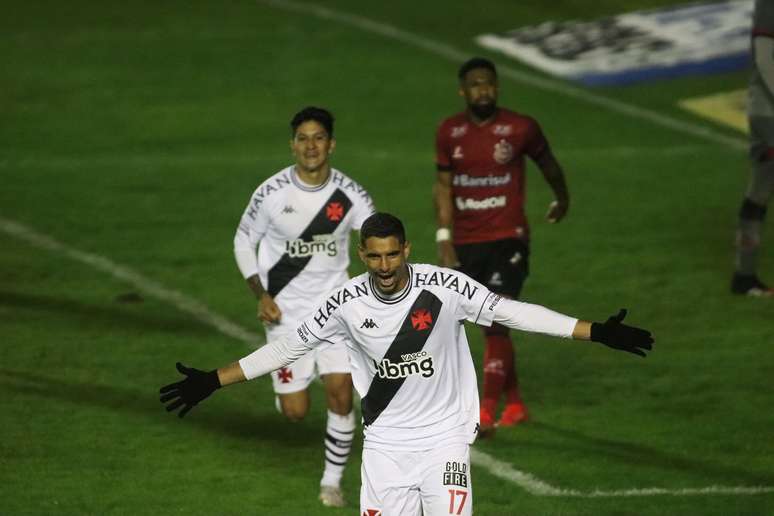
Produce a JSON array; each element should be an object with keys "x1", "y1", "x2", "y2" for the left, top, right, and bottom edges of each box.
[{"x1": 320, "y1": 410, "x2": 355, "y2": 488}]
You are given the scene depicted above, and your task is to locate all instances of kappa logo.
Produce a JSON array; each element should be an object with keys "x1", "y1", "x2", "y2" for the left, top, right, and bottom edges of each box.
[
  {"x1": 488, "y1": 272, "x2": 503, "y2": 287},
  {"x1": 450, "y1": 124, "x2": 468, "y2": 138},
  {"x1": 326, "y1": 202, "x2": 344, "y2": 221},
  {"x1": 281, "y1": 205, "x2": 296, "y2": 214},
  {"x1": 277, "y1": 367, "x2": 293, "y2": 384},
  {"x1": 360, "y1": 318, "x2": 378, "y2": 329},
  {"x1": 362, "y1": 510, "x2": 382, "y2": 516},
  {"x1": 411, "y1": 309, "x2": 433, "y2": 331}
]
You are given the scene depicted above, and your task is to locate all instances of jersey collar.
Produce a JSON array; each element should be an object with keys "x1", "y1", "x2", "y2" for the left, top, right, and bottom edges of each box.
[
  {"x1": 290, "y1": 166, "x2": 332, "y2": 192},
  {"x1": 370, "y1": 264, "x2": 414, "y2": 305}
]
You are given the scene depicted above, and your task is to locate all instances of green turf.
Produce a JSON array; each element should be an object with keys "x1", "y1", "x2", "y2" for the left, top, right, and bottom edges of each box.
[{"x1": 1, "y1": 0, "x2": 773, "y2": 514}]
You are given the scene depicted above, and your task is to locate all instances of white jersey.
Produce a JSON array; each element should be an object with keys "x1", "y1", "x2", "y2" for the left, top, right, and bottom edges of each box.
[
  {"x1": 234, "y1": 166, "x2": 374, "y2": 306},
  {"x1": 300, "y1": 264, "x2": 493, "y2": 450},
  {"x1": 239, "y1": 263, "x2": 578, "y2": 451}
]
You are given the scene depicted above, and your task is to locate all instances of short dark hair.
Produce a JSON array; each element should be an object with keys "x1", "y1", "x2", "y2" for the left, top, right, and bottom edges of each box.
[
  {"x1": 290, "y1": 106, "x2": 334, "y2": 137},
  {"x1": 360, "y1": 212, "x2": 406, "y2": 246},
  {"x1": 458, "y1": 57, "x2": 497, "y2": 81}
]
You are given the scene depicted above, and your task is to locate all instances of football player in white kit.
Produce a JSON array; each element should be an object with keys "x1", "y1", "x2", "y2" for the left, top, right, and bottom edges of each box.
[
  {"x1": 232, "y1": 107, "x2": 374, "y2": 507},
  {"x1": 163, "y1": 213, "x2": 654, "y2": 515}
]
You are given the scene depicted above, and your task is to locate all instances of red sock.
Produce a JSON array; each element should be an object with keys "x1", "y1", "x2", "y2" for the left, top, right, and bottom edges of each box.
[
  {"x1": 504, "y1": 336, "x2": 522, "y2": 405},
  {"x1": 482, "y1": 333, "x2": 513, "y2": 414}
]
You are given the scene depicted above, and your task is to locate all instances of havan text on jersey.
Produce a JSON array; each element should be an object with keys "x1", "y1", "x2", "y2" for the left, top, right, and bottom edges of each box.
[{"x1": 311, "y1": 268, "x2": 479, "y2": 329}]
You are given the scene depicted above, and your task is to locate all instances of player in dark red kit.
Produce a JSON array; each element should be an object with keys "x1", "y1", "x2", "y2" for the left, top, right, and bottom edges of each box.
[{"x1": 433, "y1": 57, "x2": 571, "y2": 436}]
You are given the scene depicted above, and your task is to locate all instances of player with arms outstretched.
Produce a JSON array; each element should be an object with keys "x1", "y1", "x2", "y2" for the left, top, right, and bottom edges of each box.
[
  {"x1": 162, "y1": 212, "x2": 653, "y2": 516},
  {"x1": 233, "y1": 106, "x2": 374, "y2": 507},
  {"x1": 434, "y1": 57, "x2": 572, "y2": 433}
]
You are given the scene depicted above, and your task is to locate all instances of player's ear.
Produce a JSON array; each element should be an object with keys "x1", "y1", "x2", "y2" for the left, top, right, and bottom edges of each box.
[
  {"x1": 357, "y1": 244, "x2": 366, "y2": 263},
  {"x1": 329, "y1": 138, "x2": 336, "y2": 154},
  {"x1": 403, "y1": 241, "x2": 411, "y2": 260}
]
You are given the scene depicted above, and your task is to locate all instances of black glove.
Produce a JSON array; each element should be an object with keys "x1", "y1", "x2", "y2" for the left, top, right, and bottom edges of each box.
[
  {"x1": 590, "y1": 309, "x2": 653, "y2": 357},
  {"x1": 159, "y1": 362, "x2": 221, "y2": 418}
]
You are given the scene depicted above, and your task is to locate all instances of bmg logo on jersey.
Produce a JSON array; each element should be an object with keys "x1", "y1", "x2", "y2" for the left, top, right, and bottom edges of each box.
[
  {"x1": 285, "y1": 234, "x2": 337, "y2": 258},
  {"x1": 373, "y1": 351, "x2": 435, "y2": 380}
]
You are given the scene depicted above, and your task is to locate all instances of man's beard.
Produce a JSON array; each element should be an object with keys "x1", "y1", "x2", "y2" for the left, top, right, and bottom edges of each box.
[{"x1": 470, "y1": 102, "x2": 496, "y2": 120}]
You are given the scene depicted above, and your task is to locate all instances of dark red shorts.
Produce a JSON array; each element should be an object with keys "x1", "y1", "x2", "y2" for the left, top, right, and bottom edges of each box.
[{"x1": 455, "y1": 238, "x2": 529, "y2": 299}]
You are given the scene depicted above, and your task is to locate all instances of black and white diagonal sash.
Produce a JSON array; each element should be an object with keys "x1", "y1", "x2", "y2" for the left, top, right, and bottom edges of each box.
[
  {"x1": 361, "y1": 289, "x2": 443, "y2": 427},
  {"x1": 267, "y1": 189, "x2": 352, "y2": 297}
]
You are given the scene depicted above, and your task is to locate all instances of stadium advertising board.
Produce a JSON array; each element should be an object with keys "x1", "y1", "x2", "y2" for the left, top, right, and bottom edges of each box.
[{"x1": 476, "y1": 0, "x2": 753, "y2": 86}]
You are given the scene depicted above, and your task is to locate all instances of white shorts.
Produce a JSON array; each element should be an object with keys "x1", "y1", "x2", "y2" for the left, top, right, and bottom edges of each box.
[
  {"x1": 360, "y1": 443, "x2": 472, "y2": 516},
  {"x1": 266, "y1": 319, "x2": 351, "y2": 395}
]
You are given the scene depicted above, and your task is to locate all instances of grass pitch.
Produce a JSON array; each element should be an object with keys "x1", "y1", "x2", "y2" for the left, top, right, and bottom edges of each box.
[{"x1": 1, "y1": 1, "x2": 772, "y2": 514}]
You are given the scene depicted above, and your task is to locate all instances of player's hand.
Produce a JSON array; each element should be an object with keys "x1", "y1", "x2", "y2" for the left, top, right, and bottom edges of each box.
[
  {"x1": 159, "y1": 362, "x2": 221, "y2": 418},
  {"x1": 590, "y1": 309, "x2": 653, "y2": 357},
  {"x1": 258, "y1": 293, "x2": 282, "y2": 324},
  {"x1": 546, "y1": 199, "x2": 568, "y2": 223},
  {"x1": 437, "y1": 240, "x2": 461, "y2": 269}
]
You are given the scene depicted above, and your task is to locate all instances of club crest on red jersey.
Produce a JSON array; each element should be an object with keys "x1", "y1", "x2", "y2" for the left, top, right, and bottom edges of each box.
[
  {"x1": 493, "y1": 138, "x2": 514, "y2": 164},
  {"x1": 362, "y1": 510, "x2": 381, "y2": 516},
  {"x1": 326, "y1": 202, "x2": 344, "y2": 221},
  {"x1": 411, "y1": 309, "x2": 433, "y2": 331}
]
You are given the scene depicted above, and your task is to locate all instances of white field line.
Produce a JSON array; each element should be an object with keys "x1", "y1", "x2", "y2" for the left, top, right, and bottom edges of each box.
[
  {"x1": 471, "y1": 449, "x2": 774, "y2": 498},
  {"x1": 257, "y1": 0, "x2": 747, "y2": 152},
  {"x1": 0, "y1": 217, "x2": 263, "y2": 346},
  {"x1": 3, "y1": 216, "x2": 772, "y2": 498}
]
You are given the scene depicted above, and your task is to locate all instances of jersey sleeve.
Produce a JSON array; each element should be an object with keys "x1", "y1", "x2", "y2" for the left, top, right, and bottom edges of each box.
[
  {"x1": 523, "y1": 116, "x2": 549, "y2": 160},
  {"x1": 238, "y1": 295, "x2": 348, "y2": 379},
  {"x1": 435, "y1": 121, "x2": 453, "y2": 171},
  {"x1": 449, "y1": 270, "x2": 500, "y2": 327},
  {"x1": 233, "y1": 188, "x2": 270, "y2": 279},
  {"x1": 350, "y1": 186, "x2": 376, "y2": 230},
  {"x1": 238, "y1": 333, "x2": 312, "y2": 380},
  {"x1": 492, "y1": 298, "x2": 577, "y2": 338}
]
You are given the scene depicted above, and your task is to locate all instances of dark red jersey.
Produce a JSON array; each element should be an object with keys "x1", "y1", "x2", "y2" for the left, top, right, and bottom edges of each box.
[{"x1": 435, "y1": 108, "x2": 549, "y2": 244}]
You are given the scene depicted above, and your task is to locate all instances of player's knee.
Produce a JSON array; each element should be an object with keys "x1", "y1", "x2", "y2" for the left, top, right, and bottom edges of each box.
[
  {"x1": 758, "y1": 147, "x2": 774, "y2": 163},
  {"x1": 281, "y1": 406, "x2": 308, "y2": 422},
  {"x1": 736, "y1": 228, "x2": 761, "y2": 250},
  {"x1": 328, "y1": 395, "x2": 352, "y2": 414},
  {"x1": 278, "y1": 396, "x2": 309, "y2": 421},
  {"x1": 326, "y1": 387, "x2": 353, "y2": 414}
]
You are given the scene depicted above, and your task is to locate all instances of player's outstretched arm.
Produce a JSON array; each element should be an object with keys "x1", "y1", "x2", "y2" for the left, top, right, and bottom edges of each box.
[
  {"x1": 159, "y1": 362, "x2": 227, "y2": 418},
  {"x1": 159, "y1": 333, "x2": 317, "y2": 417},
  {"x1": 490, "y1": 299, "x2": 653, "y2": 357},
  {"x1": 584, "y1": 308, "x2": 653, "y2": 357}
]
